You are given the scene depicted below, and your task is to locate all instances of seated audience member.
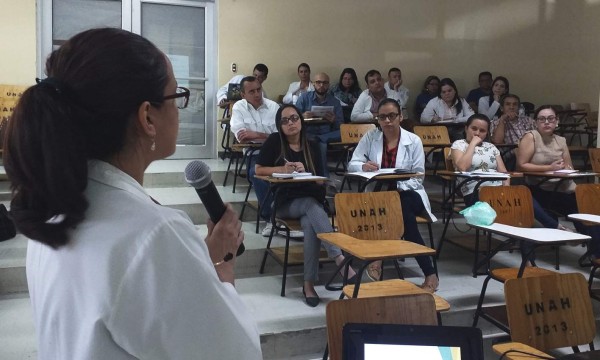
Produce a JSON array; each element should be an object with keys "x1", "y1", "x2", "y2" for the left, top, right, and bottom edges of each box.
[
  {"x1": 255, "y1": 105, "x2": 356, "y2": 307},
  {"x1": 282, "y1": 63, "x2": 314, "y2": 105},
  {"x1": 490, "y1": 94, "x2": 535, "y2": 170},
  {"x1": 420, "y1": 78, "x2": 474, "y2": 141},
  {"x1": 414, "y1": 75, "x2": 440, "y2": 120},
  {"x1": 466, "y1": 71, "x2": 492, "y2": 113},
  {"x1": 348, "y1": 99, "x2": 439, "y2": 292},
  {"x1": 351, "y1": 69, "x2": 401, "y2": 122},
  {"x1": 452, "y1": 114, "x2": 566, "y2": 264},
  {"x1": 517, "y1": 105, "x2": 600, "y2": 259},
  {"x1": 478, "y1": 76, "x2": 509, "y2": 119},
  {"x1": 216, "y1": 63, "x2": 268, "y2": 107},
  {"x1": 329, "y1": 67, "x2": 362, "y2": 122},
  {"x1": 230, "y1": 76, "x2": 296, "y2": 237},
  {"x1": 384, "y1": 67, "x2": 409, "y2": 108},
  {"x1": 295, "y1": 72, "x2": 343, "y2": 179},
  {"x1": 451, "y1": 114, "x2": 509, "y2": 206}
]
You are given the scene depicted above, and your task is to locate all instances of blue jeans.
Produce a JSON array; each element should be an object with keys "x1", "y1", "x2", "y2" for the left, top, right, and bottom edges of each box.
[
  {"x1": 247, "y1": 155, "x2": 272, "y2": 221},
  {"x1": 306, "y1": 129, "x2": 341, "y2": 178}
]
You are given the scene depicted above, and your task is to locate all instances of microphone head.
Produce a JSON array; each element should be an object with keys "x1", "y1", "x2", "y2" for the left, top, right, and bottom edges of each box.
[{"x1": 184, "y1": 160, "x2": 212, "y2": 189}]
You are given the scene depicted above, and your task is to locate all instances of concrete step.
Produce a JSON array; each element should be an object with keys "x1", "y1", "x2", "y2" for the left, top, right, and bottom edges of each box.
[{"x1": 3, "y1": 160, "x2": 600, "y2": 359}]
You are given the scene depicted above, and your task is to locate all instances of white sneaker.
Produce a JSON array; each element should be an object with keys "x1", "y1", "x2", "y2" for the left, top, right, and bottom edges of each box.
[
  {"x1": 286, "y1": 230, "x2": 304, "y2": 238},
  {"x1": 261, "y1": 225, "x2": 273, "y2": 237}
]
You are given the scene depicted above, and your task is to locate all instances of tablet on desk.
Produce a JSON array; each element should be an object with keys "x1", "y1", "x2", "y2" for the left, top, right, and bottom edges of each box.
[
  {"x1": 343, "y1": 323, "x2": 483, "y2": 360},
  {"x1": 393, "y1": 168, "x2": 413, "y2": 174}
]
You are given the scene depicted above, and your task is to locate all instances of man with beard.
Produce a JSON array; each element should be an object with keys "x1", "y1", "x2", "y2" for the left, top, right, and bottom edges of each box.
[{"x1": 295, "y1": 72, "x2": 343, "y2": 179}]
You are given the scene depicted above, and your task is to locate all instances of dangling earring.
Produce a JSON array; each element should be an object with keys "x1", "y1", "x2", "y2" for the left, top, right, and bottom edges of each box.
[{"x1": 151, "y1": 139, "x2": 156, "y2": 151}]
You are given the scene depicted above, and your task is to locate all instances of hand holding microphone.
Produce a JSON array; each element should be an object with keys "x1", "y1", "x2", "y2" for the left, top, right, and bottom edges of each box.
[{"x1": 185, "y1": 161, "x2": 245, "y2": 264}]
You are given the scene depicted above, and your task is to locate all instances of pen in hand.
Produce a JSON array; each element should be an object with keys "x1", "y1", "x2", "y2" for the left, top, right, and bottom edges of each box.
[{"x1": 363, "y1": 154, "x2": 378, "y2": 172}]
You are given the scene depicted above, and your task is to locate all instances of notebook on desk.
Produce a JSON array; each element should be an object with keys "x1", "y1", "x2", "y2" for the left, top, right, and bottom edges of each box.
[{"x1": 342, "y1": 323, "x2": 483, "y2": 360}]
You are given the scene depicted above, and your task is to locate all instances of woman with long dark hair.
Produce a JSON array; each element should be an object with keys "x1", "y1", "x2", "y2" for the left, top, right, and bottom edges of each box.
[
  {"x1": 478, "y1": 76, "x2": 509, "y2": 119},
  {"x1": 5, "y1": 28, "x2": 261, "y2": 359},
  {"x1": 414, "y1": 75, "x2": 440, "y2": 119},
  {"x1": 420, "y1": 78, "x2": 474, "y2": 140},
  {"x1": 329, "y1": 67, "x2": 362, "y2": 122},
  {"x1": 255, "y1": 104, "x2": 356, "y2": 307}
]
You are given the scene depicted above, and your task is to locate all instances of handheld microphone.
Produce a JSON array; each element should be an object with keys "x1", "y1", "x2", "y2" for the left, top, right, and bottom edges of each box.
[{"x1": 184, "y1": 160, "x2": 244, "y2": 261}]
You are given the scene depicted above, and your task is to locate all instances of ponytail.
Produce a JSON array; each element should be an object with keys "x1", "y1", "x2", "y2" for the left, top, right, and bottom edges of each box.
[
  {"x1": 3, "y1": 28, "x2": 169, "y2": 248},
  {"x1": 4, "y1": 83, "x2": 88, "y2": 248}
]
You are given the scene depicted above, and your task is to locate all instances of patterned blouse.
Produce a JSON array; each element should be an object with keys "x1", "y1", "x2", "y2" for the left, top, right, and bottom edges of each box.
[{"x1": 451, "y1": 139, "x2": 502, "y2": 196}]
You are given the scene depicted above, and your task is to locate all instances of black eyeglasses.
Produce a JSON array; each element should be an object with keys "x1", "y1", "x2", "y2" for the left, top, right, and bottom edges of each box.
[
  {"x1": 314, "y1": 80, "x2": 330, "y2": 86},
  {"x1": 281, "y1": 114, "x2": 300, "y2": 125},
  {"x1": 162, "y1": 86, "x2": 190, "y2": 109},
  {"x1": 536, "y1": 115, "x2": 558, "y2": 124},
  {"x1": 375, "y1": 112, "x2": 400, "y2": 121}
]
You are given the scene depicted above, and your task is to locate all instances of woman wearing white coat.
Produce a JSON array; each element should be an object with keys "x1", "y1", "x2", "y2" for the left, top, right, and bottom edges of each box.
[
  {"x1": 420, "y1": 77, "x2": 474, "y2": 141},
  {"x1": 348, "y1": 98, "x2": 439, "y2": 292},
  {"x1": 282, "y1": 63, "x2": 314, "y2": 105}
]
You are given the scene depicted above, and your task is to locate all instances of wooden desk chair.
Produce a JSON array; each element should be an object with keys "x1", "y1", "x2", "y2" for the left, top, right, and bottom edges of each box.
[
  {"x1": 588, "y1": 148, "x2": 600, "y2": 174},
  {"x1": 575, "y1": 183, "x2": 600, "y2": 301},
  {"x1": 521, "y1": 101, "x2": 535, "y2": 116},
  {"x1": 334, "y1": 123, "x2": 376, "y2": 185},
  {"x1": 472, "y1": 185, "x2": 559, "y2": 331},
  {"x1": 318, "y1": 191, "x2": 439, "y2": 299},
  {"x1": 325, "y1": 294, "x2": 438, "y2": 360},
  {"x1": 258, "y1": 182, "x2": 333, "y2": 297},
  {"x1": 412, "y1": 125, "x2": 451, "y2": 174},
  {"x1": 492, "y1": 273, "x2": 596, "y2": 359},
  {"x1": 223, "y1": 143, "x2": 260, "y2": 193}
]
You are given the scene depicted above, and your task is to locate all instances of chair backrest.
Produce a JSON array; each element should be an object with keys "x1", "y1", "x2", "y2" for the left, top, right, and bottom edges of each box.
[
  {"x1": 412, "y1": 125, "x2": 451, "y2": 145},
  {"x1": 521, "y1": 101, "x2": 535, "y2": 116},
  {"x1": 340, "y1": 123, "x2": 376, "y2": 144},
  {"x1": 334, "y1": 191, "x2": 404, "y2": 240},
  {"x1": 569, "y1": 102, "x2": 598, "y2": 128},
  {"x1": 478, "y1": 185, "x2": 534, "y2": 228},
  {"x1": 326, "y1": 294, "x2": 438, "y2": 360},
  {"x1": 443, "y1": 147, "x2": 453, "y2": 171},
  {"x1": 575, "y1": 183, "x2": 600, "y2": 215},
  {"x1": 588, "y1": 148, "x2": 600, "y2": 174},
  {"x1": 570, "y1": 102, "x2": 591, "y2": 114},
  {"x1": 504, "y1": 273, "x2": 596, "y2": 352}
]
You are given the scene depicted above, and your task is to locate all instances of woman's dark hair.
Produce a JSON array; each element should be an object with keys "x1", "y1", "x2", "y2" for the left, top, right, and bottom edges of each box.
[
  {"x1": 421, "y1": 75, "x2": 440, "y2": 94},
  {"x1": 377, "y1": 98, "x2": 402, "y2": 116},
  {"x1": 534, "y1": 105, "x2": 558, "y2": 120},
  {"x1": 488, "y1": 76, "x2": 510, "y2": 116},
  {"x1": 275, "y1": 104, "x2": 317, "y2": 174},
  {"x1": 297, "y1": 63, "x2": 310, "y2": 73},
  {"x1": 4, "y1": 28, "x2": 169, "y2": 248},
  {"x1": 439, "y1": 78, "x2": 463, "y2": 114},
  {"x1": 465, "y1": 113, "x2": 491, "y2": 127},
  {"x1": 338, "y1": 68, "x2": 361, "y2": 93}
]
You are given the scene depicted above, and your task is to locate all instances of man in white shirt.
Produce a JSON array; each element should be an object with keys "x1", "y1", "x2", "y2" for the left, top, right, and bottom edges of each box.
[
  {"x1": 230, "y1": 77, "x2": 278, "y2": 143},
  {"x1": 384, "y1": 67, "x2": 409, "y2": 108},
  {"x1": 230, "y1": 77, "x2": 302, "y2": 237},
  {"x1": 216, "y1": 63, "x2": 269, "y2": 107},
  {"x1": 351, "y1": 69, "x2": 402, "y2": 122}
]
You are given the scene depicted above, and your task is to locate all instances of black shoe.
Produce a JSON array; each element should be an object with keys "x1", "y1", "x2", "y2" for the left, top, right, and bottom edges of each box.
[{"x1": 302, "y1": 287, "x2": 320, "y2": 307}]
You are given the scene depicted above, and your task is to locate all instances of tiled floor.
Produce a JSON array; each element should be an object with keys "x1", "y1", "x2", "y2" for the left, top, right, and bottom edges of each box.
[{"x1": 1, "y1": 159, "x2": 599, "y2": 359}]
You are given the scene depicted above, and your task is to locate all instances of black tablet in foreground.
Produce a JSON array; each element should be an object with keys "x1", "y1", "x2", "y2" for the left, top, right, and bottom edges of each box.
[{"x1": 342, "y1": 323, "x2": 483, "y2": 360}]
